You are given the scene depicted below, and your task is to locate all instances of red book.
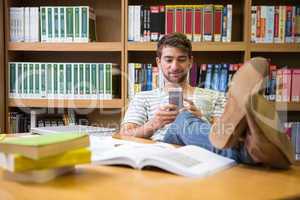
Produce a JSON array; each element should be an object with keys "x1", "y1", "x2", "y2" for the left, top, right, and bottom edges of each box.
[
  {"x1": 193, "y1": 5, "x2": 203, "y2": 42},
  {"x1": 203, "y1": 5, "x2": 213, "y2": 41},
  {"x1": 291, "y1": 69, "x2": 300, "y2": 102},
  {"x1": 213, "y1": 5, "x2": 223, "y2": 42},
  {"x1": 166, "y1": 6, "x2": 175, "y2": 34},
  {"x1": 282, "y1": 69, "x2": 292, "y2": 102},
  {"x1": 184, "y1": 6, "x2": 193, "y2": 41},
  {"x1": 256, "y1": 6, "x2": 261, "y2": 41},
  {"x1": 175, "y1": 6, "x2": 184, "y2": 33}
]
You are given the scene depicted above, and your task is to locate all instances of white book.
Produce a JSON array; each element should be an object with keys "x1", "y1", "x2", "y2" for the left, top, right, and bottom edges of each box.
[
  {"x1": 128, "y1": 63, "x2": 134, "y2": 100},
  {"x1": 98, "y1": 63, "x2": 104, "y2": 100},
  {"x1": 73, "y1": 7, "x2": 80, "y2": 42},
  {"x1": 9, "y1": 7, "x2": 15, "y2": 42},
  {"x1": 3, "y1": 166, "x2": 75, "y2": 183},
  {"x1": 226, "y1": 4, "x2": 232, "y2": 42},
  {"x1": 134, "y1": 6, "x2": 141, "y2": 42},
  {"x1": 24, "y1": 7, "x2": 30, "y2": 42},
  {"x1": 128, "y1": 6, "x2": 134, "y2": 41},
  {"x1": 29, "y1": 7, "x2": 35, "y2": 42},
  {"x1": 40, "y1": 7, "x2": 47, "y2": 42},
  {"x1": 93, "y1": 144, "x2": 236, "y2": 178}
]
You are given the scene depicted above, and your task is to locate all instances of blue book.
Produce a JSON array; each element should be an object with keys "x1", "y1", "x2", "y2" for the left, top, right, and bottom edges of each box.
[
  {"x1": 204, "y1": 64, "x2": 213, "y2": 89},
  {"x1": 291, "y1": 122, "x2": 300, "y2": 160},
  {"x1": 211, "y1": 64, "x2": 220, "y2": 91},
  {"x1": 218, "y1": 64, "x2": 229, "y2": 92},
  {"x1": 146, "y1": 64, "x2": 152, "y2": 91}
]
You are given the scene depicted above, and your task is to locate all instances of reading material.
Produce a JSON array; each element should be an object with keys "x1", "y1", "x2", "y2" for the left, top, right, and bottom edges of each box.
[
  {"x1": 93, "y1": 143, "x2": 236, "y2": 177},
  {"x1": 0, "y1": 133, "x2": 89, "y2": 159},
  {"x1": 0, "y1": 148, "x2": 91, "y2": 172}
]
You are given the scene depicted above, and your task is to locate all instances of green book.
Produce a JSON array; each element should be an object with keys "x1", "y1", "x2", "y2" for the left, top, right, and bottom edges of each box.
[
  {"x1": 59, "y1": 64, "x2": 64, "y2": 95},
  {"x1": 17, "y1": 63, "x2": 22, "y2": 96},
  {"x1": 105, "y1": 63, "x2": 112, "y2": 99},
  {"x1": 79, "y1": 64, "x2": 84, "y2": 95},
  {"x1": 34, "y1": 63, "x2": 40, "y2": 95},
  {"x1": 59, "y1": 7, "x2": 66, "y2": 41},
  {"x1": 29, "y1": 63, "x2": 34, "y2": 95},
  {"x1": 98, "y1": 63, "x2": 104, "y2": 98},
  {"x1": 74, "y1": 7, "x2": 80, "y2": 41},
  {"x1": 23, "y1": 63, "x2": 28, "y2": 95},
  {"x1": 9, "y1": 63, "x2": 16, "y2": 95},
  {"x1": 91, "y1": 64, "x2": 97, "y2": 96},
  {"x1": 85, "y1": 64, "x2": 90, "y2": 95},
  {"x1": 54, "y1": 7, "x2": 59, "y2": 41},
  {"x1": 66, "y1": 7, "x2": 73, "y2": 41},
  {"x1": 74, "y1": 64, "x2": 79, "y2": 96},
  {"x1": 41, "y1": 64, "x2": 46, "y2": 97},
  {"x1": 53, "y1": 64, "x2": 58, "y2": 94},
  {"x1": 47, "y1": 7, "x2": 53, "y2": 41},
  {"x1": 0, "y1": 133, "x2": 89, "y2": 160},
  {"x1": 40, "y1": 7, "x2": 47, "y2": 42}
]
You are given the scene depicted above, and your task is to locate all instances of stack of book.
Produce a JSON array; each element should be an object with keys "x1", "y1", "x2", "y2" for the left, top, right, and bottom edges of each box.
[{"x1": 0, "y1": 133, "x2": 90, "y2": 183}]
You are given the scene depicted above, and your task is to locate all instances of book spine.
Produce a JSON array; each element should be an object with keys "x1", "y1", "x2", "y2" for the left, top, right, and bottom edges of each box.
[
  {"x1": 222, "y1": 6, "x2": 227, "y2": 42},
  {"x1": 165, "y1": 5, "x2": 175, "y2": 34},
  {"x1": 193, "y1": 5, "x2": 203, "y2": 42},
  {"x1": 204, "y1": 64, "x2": 213, "y2": 89},
  {"x1": 213, "y1": 5, "x2": 223, "y2": 42},
  {"x1": 219, "y1": 64, "x2": 229, "y2": 92},
  {"x1": 150, "y1": 6, "x2": 160, "y2": 41},
  {"x1": 17, "y1": 63, "x2": 22, "y2": 98},
  {"x1": 274, "y1": 6, "x2": 280, "y2": 43},
  {"x1": 203, "y1": 5, "x2": 213, "y2": 42},
  {"x1": 66, "y1": 7, "x2": 73, "y2": 42},
  {"x1": 146, "y1": 64, "x2": 152, "y2": 91},
  {"x1": 291, "y1": 69, "x2": 300, "y2": 102},
  {"x1": 54, "y1": 7, "x2": 59, "y2": 42},
  {"x1": 175, "y1": 6, "x2": 184, "y2": 33},
  {"x1": 285, "y1": 6, "x2": 293, "y2": 43},
  {"x1": 159, "y1": 5, "x2": 165, "y2": 39},
  {"x1": 226, "y1": 4, "x2": 232, "y2": 42},
  {"x1": 74, "y1": 7, "x2": 80, "y2": 42},
  {"x1": 265, "y1": 6, "x2": 274, "y2": 43},
  {"x1": 184, "y1": 6, "x2": 193, "y2": 41},
  {"x1": 128, "y1": 6, "x2": 134, "y2": 41},
  {"x1": 295, "y1": 6, "x2": 300, "y2": 43}
]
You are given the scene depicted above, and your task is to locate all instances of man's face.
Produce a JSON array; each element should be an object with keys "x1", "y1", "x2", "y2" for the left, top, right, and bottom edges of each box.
[{"x1": 156, "y1": 46, "x2": 193, "y2": 84}]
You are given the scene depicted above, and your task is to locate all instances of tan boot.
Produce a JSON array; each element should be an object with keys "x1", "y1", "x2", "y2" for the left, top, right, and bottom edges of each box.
[
  {"x1": 244, "y1": 93, "x2": 294, "y2": 168},
  {"x1": 209, "y1": 57, "x2": 269, "y2": 149}
]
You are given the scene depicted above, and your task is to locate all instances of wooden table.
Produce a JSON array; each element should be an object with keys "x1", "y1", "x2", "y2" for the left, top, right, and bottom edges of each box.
[
  {"x1": 0, "y1": 164, "x2": 299, "y2": 200},
  {"x1": 0, "y1": 134, "x2": 299, "y2": 200}
]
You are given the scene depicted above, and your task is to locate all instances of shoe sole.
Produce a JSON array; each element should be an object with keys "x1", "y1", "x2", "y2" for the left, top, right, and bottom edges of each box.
[{"x1": 209, "y1": 57, "x2": 269, "y2": 149}]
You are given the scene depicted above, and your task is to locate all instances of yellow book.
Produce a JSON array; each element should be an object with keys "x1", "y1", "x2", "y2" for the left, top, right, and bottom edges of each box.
[
  {"x1": 0, "y1": 147, "x2": 91, "y2": 172},
  {"x1": 0, "y1": 133, "x2": 89, "y2": 159}
]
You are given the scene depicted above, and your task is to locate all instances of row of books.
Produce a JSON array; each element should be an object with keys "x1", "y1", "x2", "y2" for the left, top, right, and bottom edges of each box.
[
  {"x1": 284, "y1": 122, "x2": 300, "y2": 161},
  {"x1": 9, "y1": 62, "x2": 114, "y2": 100},
  {"x1": 128, "y1": 4, "x2": 232, "y2": 42},
  {"x1": 127, "y1": 63, "x2": 164, "y2": 99},
  {"x1": 251, "y1": 6, "x2": 300, "y2": 43},
  {"x1": 0, "y1": 133, "x2": 90, "y2": 183},
  {"x1": 9, "y1": 112, "x2": 30, "y2": 133},
  {"x1": 10, "y1": 6, "x2": 96, "y2": 43},
  {"x1": 265, "y1": 66, "x2": 300, "y2": 102},
  {"x1": 128, "y1": 62, "x2": 241, "y2": 99}
]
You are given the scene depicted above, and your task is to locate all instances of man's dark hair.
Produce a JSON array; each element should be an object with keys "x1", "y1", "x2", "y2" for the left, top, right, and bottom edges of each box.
[{"x1": 156, "y1": 32, "x2": 192, "y2": 58}]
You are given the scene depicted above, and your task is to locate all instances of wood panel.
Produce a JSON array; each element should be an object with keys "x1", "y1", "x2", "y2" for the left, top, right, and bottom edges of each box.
[{"x1": 0, "y1": 0, "x2": 5, "y2": 132}]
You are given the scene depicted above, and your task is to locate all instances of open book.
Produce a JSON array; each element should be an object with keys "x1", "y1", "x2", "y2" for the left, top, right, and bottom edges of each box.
[{"x1": 92, "y1": 143, "x2": 236, "y2": 177}]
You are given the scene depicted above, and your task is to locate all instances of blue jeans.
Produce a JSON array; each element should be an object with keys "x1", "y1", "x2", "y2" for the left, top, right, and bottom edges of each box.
[{"x1": 163, "y1": 111, "x2": 255, "y2": 164}]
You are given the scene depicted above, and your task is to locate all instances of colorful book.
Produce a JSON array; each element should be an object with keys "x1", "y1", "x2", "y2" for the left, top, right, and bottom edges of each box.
[{"x1": 0, "y1": 133, "x2": 89, "y2": 159}]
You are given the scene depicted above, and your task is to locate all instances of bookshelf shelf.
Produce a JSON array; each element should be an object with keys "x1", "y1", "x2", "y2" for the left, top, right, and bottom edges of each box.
[
  {"x1": 276, "y1": 102, "x2": 300, "y2": 112},
  {"x1": 8, "y1": 99, "x2": 124, "y2": 109},
  {"x1": 250, "y1": 44, "x2": 300, "y2": 52},
  {"x1": 8, "y1": 42, "x2": 123, "y2": 52},
  {"x1": 127, "y1": 42, "x2": 246, "y2": 51}
]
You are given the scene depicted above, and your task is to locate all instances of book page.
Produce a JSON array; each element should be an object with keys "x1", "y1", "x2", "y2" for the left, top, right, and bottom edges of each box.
[{"x1": 142, "y1": 145, "x2": 236, "y2": 177}]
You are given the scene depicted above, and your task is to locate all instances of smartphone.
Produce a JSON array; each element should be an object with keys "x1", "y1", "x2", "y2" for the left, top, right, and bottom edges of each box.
[{"x1": 168, "y1": 87, "x2": 183, "y2": 109}]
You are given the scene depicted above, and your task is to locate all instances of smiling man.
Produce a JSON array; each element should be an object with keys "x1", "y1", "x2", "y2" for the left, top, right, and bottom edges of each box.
[
  {"x1": 120, "y1": 33, "x2": 294, "y2": 168},
  {"x1": 120, "y1": 33, "x2": 226, "y2": 144}
]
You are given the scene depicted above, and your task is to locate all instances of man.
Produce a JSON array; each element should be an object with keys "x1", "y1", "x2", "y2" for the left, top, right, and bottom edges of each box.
[{"x1": 120, "y1": 33, "x2": 294, "y2": 168}]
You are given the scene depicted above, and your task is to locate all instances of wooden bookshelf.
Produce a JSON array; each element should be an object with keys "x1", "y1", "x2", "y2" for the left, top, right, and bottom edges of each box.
[
  {"x1": 2, "y1": 0, "x2": 300, "y2": 134},
  {"x1": 250, "y1": 44, "x2": 300, "y2": 52},
  {"x1": 8, "y1": 99, "x2": 123, "y2": 109},
  {"x1": 128, "y1": 42, "x2": 246, "y2": 51},
  {"x1": 276, "y1": 102, "x2": 300, "y2": 112},
  {"x1": 8, "y1": 42, "x2": 123, "y2": 52}
]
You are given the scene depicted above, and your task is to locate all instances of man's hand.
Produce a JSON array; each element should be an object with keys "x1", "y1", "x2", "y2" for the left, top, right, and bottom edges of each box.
[
  {"x1": 146, "y1": 104, "x2": 179, "y2": 131},
  {"x1": 182, "y1": 98, "x2": 203, "y2": 118}
]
